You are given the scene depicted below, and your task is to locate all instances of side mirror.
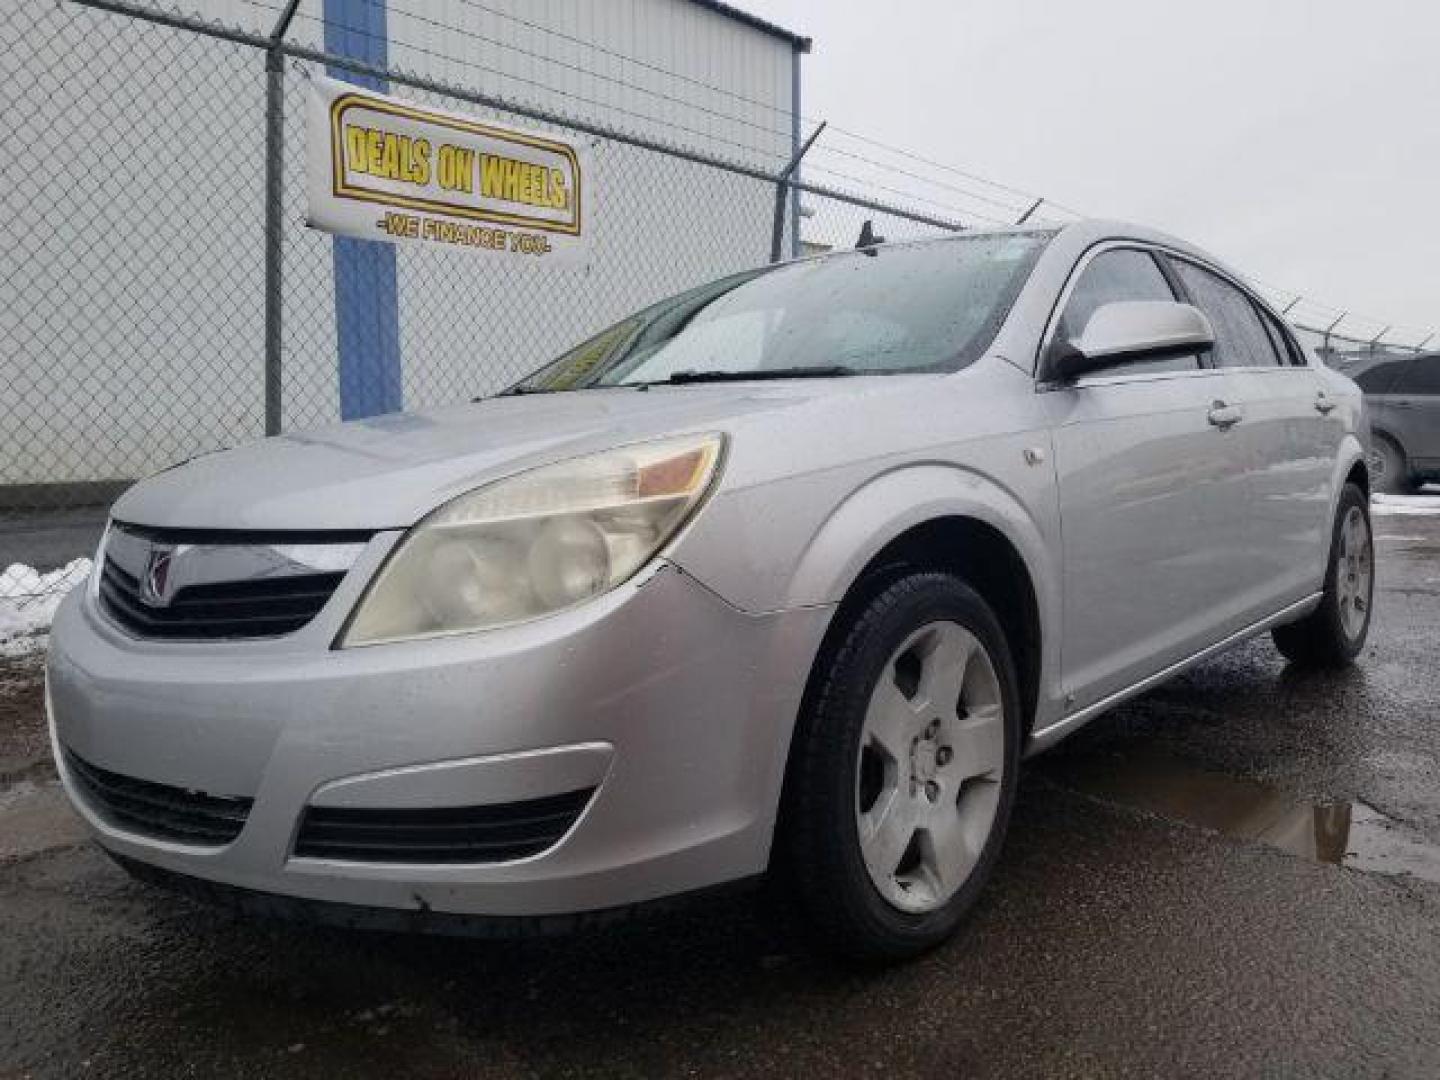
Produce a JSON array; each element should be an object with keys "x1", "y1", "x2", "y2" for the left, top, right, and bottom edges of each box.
[{"x1": 1050, "y1": 300, "x2": 1215, "y2": 381}]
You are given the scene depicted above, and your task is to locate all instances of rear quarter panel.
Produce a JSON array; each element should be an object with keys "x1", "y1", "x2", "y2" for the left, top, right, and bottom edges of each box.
[{"x1": 1315, "y1": 362, "x2": 1371, "y2": 550}]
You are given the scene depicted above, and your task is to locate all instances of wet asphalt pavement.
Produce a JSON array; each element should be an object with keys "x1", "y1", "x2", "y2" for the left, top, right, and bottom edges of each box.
[{"x1": 3, "y1": 512, "x2": 1439, "y2": 1078}]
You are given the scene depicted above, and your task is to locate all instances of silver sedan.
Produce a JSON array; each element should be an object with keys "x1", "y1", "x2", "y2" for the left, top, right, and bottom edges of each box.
[{"x1": 47, "y1": 220, "x2": 1373, "y2": 960}]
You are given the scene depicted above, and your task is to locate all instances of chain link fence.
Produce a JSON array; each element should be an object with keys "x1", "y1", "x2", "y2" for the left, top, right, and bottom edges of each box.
[
  {"x1": 0, "y1": 0, "x2": 963, "y2": 621},
  {"x1": 1, "y1": 0, "x2": 1433, "y2": 630}
]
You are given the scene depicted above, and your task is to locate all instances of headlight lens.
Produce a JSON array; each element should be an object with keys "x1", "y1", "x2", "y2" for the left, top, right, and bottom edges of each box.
[{"x1": 339, "y1": 433, "x2": 724, "y2": 646}]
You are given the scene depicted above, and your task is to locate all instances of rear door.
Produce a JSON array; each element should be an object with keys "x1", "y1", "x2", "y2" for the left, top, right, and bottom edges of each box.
[
  {"x1": 1166, "y1": 258, "x2": 1334, "y2": 609},
  {"x1": 1045, "y1": 245, "x2": 1252, "y2": 714}
]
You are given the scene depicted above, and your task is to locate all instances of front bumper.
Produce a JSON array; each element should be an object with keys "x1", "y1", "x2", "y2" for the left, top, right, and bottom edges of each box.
[{"x1": 47, "y1": 555, "x2": 832, "y2": 917}]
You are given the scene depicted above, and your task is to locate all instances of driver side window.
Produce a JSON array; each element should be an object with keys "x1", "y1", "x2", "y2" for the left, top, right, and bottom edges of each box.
[{"x1": 1059, "y1": 249, "x2": 1201, "y2": 376}]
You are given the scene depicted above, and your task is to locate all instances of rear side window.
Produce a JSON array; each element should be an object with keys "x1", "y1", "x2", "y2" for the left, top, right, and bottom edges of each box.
[
  {"x1": 1057, "y1": 248, "x2": 1199, "y2": 375},
  {"x1": 1395, "y1": 355, "x2": 1440, "y2": 396},
  {"x1": 1258, "y1": 309, "x2": 1301, "y2": 366},
  {"x1": 1171, "y1": 261, "x2": 1282, "y2": 368}
]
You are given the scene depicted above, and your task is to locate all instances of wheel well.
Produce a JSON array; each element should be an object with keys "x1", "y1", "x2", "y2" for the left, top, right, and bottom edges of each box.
[
  {"x1": 773, "y1": 516, "x2": 1044, "y2": 873},
  {"x1": 816, "y1": 517, "x2": 1043, "y2": 735},
  {"x1": 1373, "y1": 428, "x2": 1404, "y2": 458},
  {"x1": 1346, "y1": 458, "x2": 1370, "y2": 499}
]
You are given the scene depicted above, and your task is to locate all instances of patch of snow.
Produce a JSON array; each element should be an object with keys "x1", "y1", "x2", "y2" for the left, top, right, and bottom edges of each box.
[
  {"x1": 1371, "y1": 494, "x2": 1440, "y2": 517},
  {"x1": 0, "y1": 559, "x2": 91, "y2": 655}
]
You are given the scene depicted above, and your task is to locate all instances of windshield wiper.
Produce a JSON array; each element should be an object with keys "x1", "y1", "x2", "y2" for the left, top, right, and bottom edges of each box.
[
  {"x1": 633, "y1": 365, "x2": 859, "y2": 387},
  {"x1": 490, "y1": 366, "x2": 860, "y2": 398}
]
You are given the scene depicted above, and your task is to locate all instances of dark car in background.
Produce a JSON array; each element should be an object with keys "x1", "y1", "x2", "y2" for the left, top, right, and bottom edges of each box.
[{"x1": 1331, "y1": 352, "x2": 1440, "y2": 492}]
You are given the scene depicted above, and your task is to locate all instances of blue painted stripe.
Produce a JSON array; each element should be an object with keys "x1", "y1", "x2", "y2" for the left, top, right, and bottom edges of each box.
[{"x1": 325, "y1": 0, "x2": 402, "y2": 419}]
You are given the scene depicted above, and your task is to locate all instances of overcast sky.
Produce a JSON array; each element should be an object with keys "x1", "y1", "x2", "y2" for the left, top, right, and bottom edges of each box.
[{"x1": 745, "y1": 0, "x2": 1438, "y2": 341}]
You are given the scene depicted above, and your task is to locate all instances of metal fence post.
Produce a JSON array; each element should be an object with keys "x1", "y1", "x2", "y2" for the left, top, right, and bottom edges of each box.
[
  {"x1": 263, "y1": 1, "x2": 301, "y2": 436},
  {"x1": 770, "y1": 121, "x2": 825, "y2": 263},
  {"x1": 1322, "y1": 311, "x2": 1347, "y2": 357},
  {"x1": 1014, "y1": 198, "x2": 1043, "y2": 225}
]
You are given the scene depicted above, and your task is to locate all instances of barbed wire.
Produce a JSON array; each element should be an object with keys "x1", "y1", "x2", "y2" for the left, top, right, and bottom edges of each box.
[
  {"x1": 286, "y1": 2, "x2": 1429, "y2": 341},
  {"x1": 238, "y1": 0, "x2": 1076, "y2": 229},
  {"x1": 33, "y1": 0, "x2": 1440, "y2": 354}
]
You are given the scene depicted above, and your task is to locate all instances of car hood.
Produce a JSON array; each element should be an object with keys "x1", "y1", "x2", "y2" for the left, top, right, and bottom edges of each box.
[{"x1": 113, "y1": 381, "x2": 888, "y2": 532}]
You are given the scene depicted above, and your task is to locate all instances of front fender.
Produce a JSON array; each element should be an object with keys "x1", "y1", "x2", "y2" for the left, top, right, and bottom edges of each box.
[
  {"x1": 781, "y1": 463, "x2": 1054, "y2": 610},
  {"x1": 780, "y1": 462, "x2": 1064, "y2": 731}
]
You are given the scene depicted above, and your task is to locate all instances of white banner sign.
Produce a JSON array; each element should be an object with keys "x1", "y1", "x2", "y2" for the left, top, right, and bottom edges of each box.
[{"x1": 307, "y1": 76, "x2": 590, "y2": 265}]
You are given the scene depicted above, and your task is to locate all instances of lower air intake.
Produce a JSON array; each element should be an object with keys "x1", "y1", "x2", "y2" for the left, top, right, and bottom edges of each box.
[
  {"x1": 293, "y1": 789, "x2": 596, "y2": 864},
  {"x1": 64, "y1": 749, "x2": 253, "y2": 845}
]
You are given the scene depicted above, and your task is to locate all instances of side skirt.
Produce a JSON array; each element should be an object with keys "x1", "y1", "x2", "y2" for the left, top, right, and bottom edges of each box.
[{"x1": 1025, "y1": 592, "x2": 1323, "y2": 756}]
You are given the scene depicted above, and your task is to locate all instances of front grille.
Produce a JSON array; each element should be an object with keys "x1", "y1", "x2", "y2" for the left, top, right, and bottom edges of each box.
[
  {"x1": 98, "y1": 557, "x2": 345, "y2": 640},
  {"x1": 294, "y1": 789, "x2": 596, "y2": 864},
  {"x1": 64, "y1": 749, "x2": 253, "y2": 845}
]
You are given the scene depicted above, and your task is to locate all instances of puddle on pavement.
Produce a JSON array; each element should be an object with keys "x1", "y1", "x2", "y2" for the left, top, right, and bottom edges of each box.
[{"x1": 1047, "y1": 747, "x2": 1440, "y2": 886}]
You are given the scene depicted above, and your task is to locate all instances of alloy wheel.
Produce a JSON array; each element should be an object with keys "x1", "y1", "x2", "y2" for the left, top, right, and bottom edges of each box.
[
  {"x1": 1336, "y1": 505, "x2": 1373, "y2": 642},
  {"x1": 854, "y1": 621, "x2": 1005, "y2": 913}
]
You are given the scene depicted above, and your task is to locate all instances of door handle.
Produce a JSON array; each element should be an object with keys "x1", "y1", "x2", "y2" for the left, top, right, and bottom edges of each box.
[
  {"x1": 1315, "y1": 393, "x2": 1336, "y2": 415},
  {"x1": 1207, "y1": 401, "x2": 1243, "y2": 429}
]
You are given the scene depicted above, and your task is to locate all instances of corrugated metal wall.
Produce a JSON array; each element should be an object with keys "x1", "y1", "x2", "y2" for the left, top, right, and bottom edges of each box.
[{"x1": 383, "y1": 0, "x2": 795, "y2": 167}]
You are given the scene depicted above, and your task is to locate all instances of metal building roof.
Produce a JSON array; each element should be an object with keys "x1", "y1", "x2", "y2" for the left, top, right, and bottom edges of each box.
[{"x1": 684, "y1": 0, "x2": 812, "y2": 52}]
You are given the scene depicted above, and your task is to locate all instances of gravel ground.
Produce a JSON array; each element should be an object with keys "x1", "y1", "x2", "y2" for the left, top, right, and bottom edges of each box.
[
  {"x1": 2, "y1": 513, "x2": 1439, "y2": 1078},
  {"x1": 0, "y1": 654, "x2": 48, "y2": 779}
]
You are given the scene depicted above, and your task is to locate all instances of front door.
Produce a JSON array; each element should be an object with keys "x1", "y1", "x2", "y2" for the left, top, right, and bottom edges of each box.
[{"x1": 1045, "y1": 246, "x2": 1252, "y2": 714}]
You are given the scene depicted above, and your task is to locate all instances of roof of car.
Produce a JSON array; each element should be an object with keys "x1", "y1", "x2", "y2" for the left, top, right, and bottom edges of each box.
[
  {"x1": 808, "y1": 217, "x2": 1244, "y2": 286},
  {"x1": 1054, "y1": 218, "x2": 1216, "y2": 260}
]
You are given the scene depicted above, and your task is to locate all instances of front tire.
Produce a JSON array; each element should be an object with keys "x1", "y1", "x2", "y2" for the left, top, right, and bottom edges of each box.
[
  {"x1": 783, "y1": 571, "x2": 1021, "y2": 962},
  {"x1": 1272, "y1": 482, "x2": 1374, "y2": 668}
]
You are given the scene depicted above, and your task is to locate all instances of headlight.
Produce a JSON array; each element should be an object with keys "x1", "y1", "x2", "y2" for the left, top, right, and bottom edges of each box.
[{"x1": 339, "y1": 433, "x2": 724, "y2": 646}]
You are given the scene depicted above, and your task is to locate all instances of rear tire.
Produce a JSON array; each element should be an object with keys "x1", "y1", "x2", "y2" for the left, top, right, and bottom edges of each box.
[
  {"x1": 1272, "y1": 482, "x2": 1373, "y2": 668},
  {"x1": 1368, "y1": 436, "x2": 1414, "y2": 495},
  {"x1": 783, "y1": 571, "x2": 1021, "y2": 963}
]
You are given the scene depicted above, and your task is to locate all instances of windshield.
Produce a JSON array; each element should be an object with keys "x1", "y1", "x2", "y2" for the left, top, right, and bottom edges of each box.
[{"x1": 507, "y1": 231, "x2": 1052, "y2": 392}]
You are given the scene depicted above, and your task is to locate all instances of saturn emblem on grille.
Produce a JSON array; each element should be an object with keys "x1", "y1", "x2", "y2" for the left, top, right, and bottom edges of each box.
[{"x1": 140, "y1": 546, "x2": 177, "y2": 607}]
